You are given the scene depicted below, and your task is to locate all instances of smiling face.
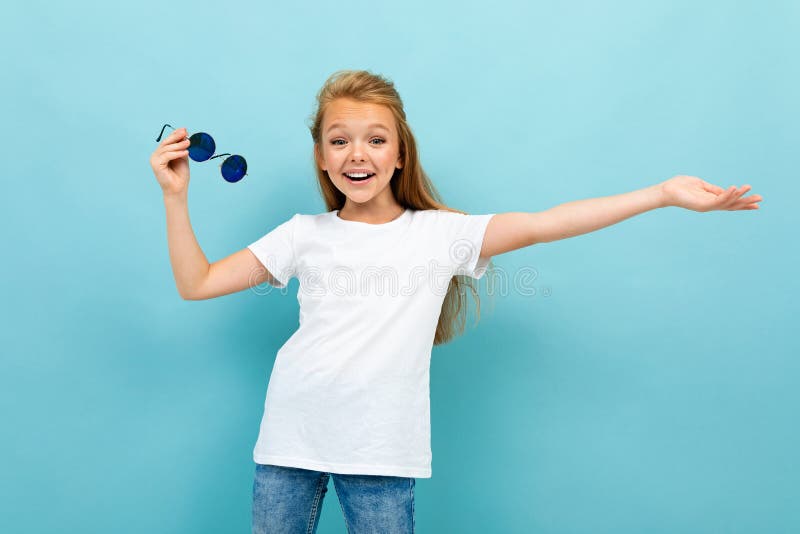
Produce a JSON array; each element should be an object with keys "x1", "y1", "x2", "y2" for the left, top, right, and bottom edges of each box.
[{"x1": 315, "y1": 98, "x2": 404, "y2": 211}]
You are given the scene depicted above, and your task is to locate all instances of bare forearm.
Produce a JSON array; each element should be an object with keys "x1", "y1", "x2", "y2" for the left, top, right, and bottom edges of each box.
[
  {"x1": 531, "y1": 184, "x2": 665, "y2": 244},
  {"x1": 163, "y1": 193, "x2": 210, "y2": 298}
]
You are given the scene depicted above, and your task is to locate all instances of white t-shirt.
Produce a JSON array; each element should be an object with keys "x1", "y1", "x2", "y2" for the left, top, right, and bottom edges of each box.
[{"x1": 247, "y1": 208, "x2": 495, "y2": 478}]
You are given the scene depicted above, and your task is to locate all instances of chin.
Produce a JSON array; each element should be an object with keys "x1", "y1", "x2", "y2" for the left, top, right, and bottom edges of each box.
[{"x1": 345, "y1": 193, "x2": 377, "y2": 204}]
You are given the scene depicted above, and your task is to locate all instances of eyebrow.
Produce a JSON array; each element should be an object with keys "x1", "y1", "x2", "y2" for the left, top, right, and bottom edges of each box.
[{"x1": 325, "y1": 122, "x2": 390, "y2": 134}]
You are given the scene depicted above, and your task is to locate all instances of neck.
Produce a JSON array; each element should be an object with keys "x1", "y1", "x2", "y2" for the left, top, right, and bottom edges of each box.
[{"x1": 337, "y1": 199, "x2": 406, "y2": 224}]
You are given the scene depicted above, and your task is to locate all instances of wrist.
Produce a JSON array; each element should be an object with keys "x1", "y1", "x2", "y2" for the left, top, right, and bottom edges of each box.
[
  {"x1": 163, "y1": 191, "x2": 188, "y2": 205},
  {"x1": 649, "y1": 182, "x2": 668, "y2": 209}
]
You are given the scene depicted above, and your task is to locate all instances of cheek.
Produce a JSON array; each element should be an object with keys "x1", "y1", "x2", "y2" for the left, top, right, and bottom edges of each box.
[{"x1": 378, "y1": 152, "x2": 396, "y2": 168}]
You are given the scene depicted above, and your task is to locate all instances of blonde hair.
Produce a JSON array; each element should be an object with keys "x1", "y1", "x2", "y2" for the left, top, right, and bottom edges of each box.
[{"x1": 307, "y1": 69, "x2": 495, "y2": 345}]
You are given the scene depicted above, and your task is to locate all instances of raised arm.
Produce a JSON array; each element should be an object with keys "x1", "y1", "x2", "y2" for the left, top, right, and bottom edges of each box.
[
  {"x1": 150, "y1": 129, "x2": 277, "y2": 301},
  {"x1": 479, "y1": 176, "x2": 763, "y2": 257}
]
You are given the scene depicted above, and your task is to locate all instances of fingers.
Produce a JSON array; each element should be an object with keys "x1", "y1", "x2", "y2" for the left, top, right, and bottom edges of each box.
[
  {"x1": 161, "y1": 149, "x2": 189, "y2": 162},
  {"x1": 700, "y1": 180, "x2": 763, "y2": 211},
  {"x1": 740, "y1": 190, "x2": 763, "y2": 209},
  {"x1": 721, "y1": 186, "x2": 742, "y2": 208},
  {"x1": 722, "y1": 185, "x2": 764, "y2": 211},
  {"x1": 165, "y1": 139, "x2": 191, "y2": 151},
  {"x1": 721, "y1": 185, "x2": 743, "y2": 200},
  {"x1": 157, "y1": 138, "x2": 191, "y2": 157},
  {"x1": 156, "y1": 145, "x2": 189, "y2": 165},
  {"x1": 159, "y1": 127, "x2": 189, "y2": 148}
]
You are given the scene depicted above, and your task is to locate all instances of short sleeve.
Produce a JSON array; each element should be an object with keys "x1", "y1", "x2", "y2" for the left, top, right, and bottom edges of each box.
[
  {"x1": 439, "y1": 211, "x2": 496, "y2": 279},
  {"x1": 247, "y1": 214, "x2": 298, "y2": 288}
]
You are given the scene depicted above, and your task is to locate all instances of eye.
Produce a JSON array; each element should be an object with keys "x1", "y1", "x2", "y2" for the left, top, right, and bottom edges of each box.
[{"x1": 329, "y1": 138, "x2": 386, "y2": 146}]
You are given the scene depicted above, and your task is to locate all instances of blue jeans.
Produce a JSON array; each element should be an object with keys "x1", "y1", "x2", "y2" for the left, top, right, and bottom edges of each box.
[{"x1": 252, "y1": 463, "x2": 416, "y2": 534}]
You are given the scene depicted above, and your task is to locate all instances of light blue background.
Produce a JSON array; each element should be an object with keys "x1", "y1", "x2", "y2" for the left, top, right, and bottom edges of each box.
[{"x1": 2, "y1": 0, "x2": 797, "y2": 532}]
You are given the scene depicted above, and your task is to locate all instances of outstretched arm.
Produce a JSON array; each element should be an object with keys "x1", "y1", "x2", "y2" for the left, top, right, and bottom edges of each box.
[{"x1": 479, "y1": 175, "x2": 763, "y2": 258}]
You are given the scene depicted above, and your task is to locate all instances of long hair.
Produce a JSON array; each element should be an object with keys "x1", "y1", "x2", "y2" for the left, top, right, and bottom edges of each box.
[{"x1": 307, "y1": 69, "x2": 495, "y2": 345}]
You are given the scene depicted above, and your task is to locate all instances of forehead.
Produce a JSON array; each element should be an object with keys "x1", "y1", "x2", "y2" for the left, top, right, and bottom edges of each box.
[{"x1": 323, "y1": 98, "x2": 395, "y2": 132}]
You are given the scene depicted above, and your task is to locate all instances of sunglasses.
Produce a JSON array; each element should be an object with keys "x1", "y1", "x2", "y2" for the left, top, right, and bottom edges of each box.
[{"x1": 156, "y1": 124, "x2": 248, "y2": 183}]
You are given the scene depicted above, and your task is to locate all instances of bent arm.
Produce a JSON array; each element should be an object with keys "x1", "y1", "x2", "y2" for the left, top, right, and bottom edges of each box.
[
  {"x1": 163, "y1": 194, "x2": 275, "y2": 300},
  {"x1": 189, "y1": 248, "x2": 277, "y2": 300}
]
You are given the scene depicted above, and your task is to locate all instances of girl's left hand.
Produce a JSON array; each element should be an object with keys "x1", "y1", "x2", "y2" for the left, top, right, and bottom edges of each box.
[{"x1": 660, "y1": 175, "x2": 763, "y2": 212}]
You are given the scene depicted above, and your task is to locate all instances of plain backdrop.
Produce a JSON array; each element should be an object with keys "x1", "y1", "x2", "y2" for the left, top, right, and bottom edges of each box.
[{"x1": 2, "y1": 0, "x2": 797, "y2": 532}]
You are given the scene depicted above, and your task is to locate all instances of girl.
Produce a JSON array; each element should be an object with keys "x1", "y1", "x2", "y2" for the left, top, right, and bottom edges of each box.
[{"x1": 149, "y1": 70, "x2": 762, "y2": 534}]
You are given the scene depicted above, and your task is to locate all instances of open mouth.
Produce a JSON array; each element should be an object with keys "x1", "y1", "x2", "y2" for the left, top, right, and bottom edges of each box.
[{"x1": 343, "y1": 172, "x2": 376, "y2": 184}]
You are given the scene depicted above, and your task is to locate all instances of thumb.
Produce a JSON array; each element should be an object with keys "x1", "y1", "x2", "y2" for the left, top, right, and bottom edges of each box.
[{"x1": 703, "y1": 181, "x2": 725, "y2": 195}]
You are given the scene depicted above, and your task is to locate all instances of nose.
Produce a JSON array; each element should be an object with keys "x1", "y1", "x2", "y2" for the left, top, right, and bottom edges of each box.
[{"x1": 350, "y1": 140, "x2": 367, "y2": 161}]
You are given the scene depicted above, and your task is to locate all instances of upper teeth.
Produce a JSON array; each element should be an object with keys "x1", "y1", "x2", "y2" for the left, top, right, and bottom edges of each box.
[{"x1": 346, "y1": 172, "x2": 370, "y2": 178}]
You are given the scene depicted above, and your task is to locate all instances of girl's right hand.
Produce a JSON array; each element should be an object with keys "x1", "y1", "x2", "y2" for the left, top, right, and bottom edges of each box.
[{"x1": 150, "y1": 127, "x2": 192, "y2": 197}]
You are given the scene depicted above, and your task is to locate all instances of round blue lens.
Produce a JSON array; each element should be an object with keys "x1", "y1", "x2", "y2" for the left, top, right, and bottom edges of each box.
[
  {"x1": 221, "y1": 155, "x2": 247, "y2": 183},
  {"x1": 188, "y1": 132, "x2": 215, "y2": 162}
]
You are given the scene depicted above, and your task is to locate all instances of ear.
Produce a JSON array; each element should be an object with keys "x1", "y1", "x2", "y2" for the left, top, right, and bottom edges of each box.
[{"x1": 314, "y1": 144, "x2": 326, "y2": 171}]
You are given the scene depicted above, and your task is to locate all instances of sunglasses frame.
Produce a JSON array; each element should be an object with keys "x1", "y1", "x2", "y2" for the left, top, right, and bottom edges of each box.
[{"x1": 156, "y1": 124, "x2": 248, "y2": 183}]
